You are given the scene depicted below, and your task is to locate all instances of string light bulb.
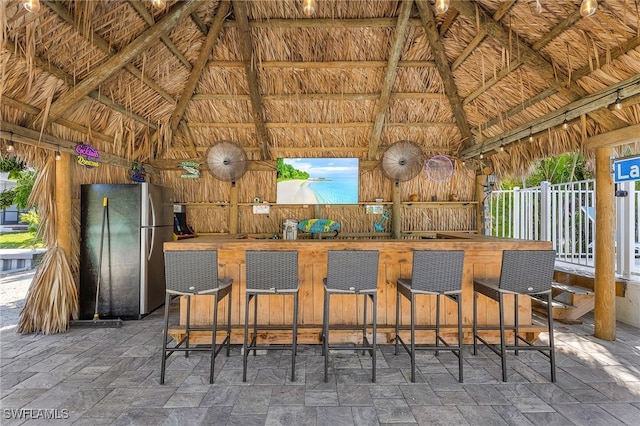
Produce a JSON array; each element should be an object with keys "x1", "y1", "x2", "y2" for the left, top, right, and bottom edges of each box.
[
  {"x1": 302, "y1": 0, "x2": 316, "y2": 16},
  {"x1": 528, "y1": 128, "x2": 534, "y2": 143},
  {"x1": 22, "y1": 0, "x2": 40, "y2": 13},
  {"x1": 151, "y1": 0, "x2": 166, "y2": 10},
  {"x1": 55, "y1": 146, "x2": 61, "y2": 161},
  {"x1": 580, "y1": 0, "x2": 597, "y2": 17},
  {"x1": 435, "y1": 0, "x2": 450, "y2": 14},
  {"x1": 6, "y1": 133, "x2": 14, "y2": 152},
  {"x1": 614, "y1": 91, "x2": 623, "y2": 110},
  {"x1": 479, "y1": 152, "x2": 484, "y2": 160},
  {"x1": 562, "y1": 117, "x2": 569, "y2": 130}
]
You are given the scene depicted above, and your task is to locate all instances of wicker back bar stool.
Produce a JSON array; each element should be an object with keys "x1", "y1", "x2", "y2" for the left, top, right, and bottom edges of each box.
[
  {"x1": 473, "y1": 249, "x2": 557, "y2": 382},
  {"x1": 243, "y1": 250, "x2": 300, "y2": 382},
  {"x1": 394, "y1": 250, "x2": 465, "y2": 382},
  {"x1": 160, "y1": 250, "x2": 232, "y2": 384},
  {"x1": 322, "y1": 250, "x2": 380, "y2": 382}
]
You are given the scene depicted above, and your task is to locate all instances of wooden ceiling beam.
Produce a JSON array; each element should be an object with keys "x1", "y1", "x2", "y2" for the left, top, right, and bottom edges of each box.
[
  {"x1": 44, "y1": 0, "x2": 200, "y2": 124},
  {"x1": 586, "y1": 123, "x2": 640, "y2": 150},
  {"x1": 4, "y1": 39, "x2": 156, "y2": 129},
  {"x1": 187, "y1": 121, "x2": 457, "y2": 129},
  {"x1": 223, "y1": 17, "x2": 424, "y2": 29},
  {"x1": 179, "y1": 120, "x2": 199, "y2": 158},
  {"x1": 450, "y1": 0, "x2": 516, "y2": 72},
  {"x1": 460, "y1": 75, "x2": 640, "y2": 159},
  {"x1": 128, "y1": 0, "x2": 193, "y2": 71},
  {"x1": 0, "y1": 122, "x2": 156, "y2": 173},
  {"x1": 192, "y1": 92, "x2": 446, "y2": 101},
  {"x1": 438, "y1": 9, "x2": 459, "y2": 36},
  {"x1": 453, "y1": 0, "x2": 627, "y2": 133},
  {"x1": 2, "y1": 96, "x2": 114, "y2": 144},
  {"x1": 476, "y1": 35, "x2": 640, "y2": 134},
  {"x1": 43, "y1": 0, "x2": 176, "y2": 106},
  {"x1": 232, "y1": 0, "x2": 271, "y2": 160},
  {"x1": 416, "y1": 0, "x2": 471, "y2": 148},
  {"x1": 169, "y1": 1, "x2": 230, "y2": 132},
  {"x1": 368, "y1": 0, "x2": 414, "y2": 160}
]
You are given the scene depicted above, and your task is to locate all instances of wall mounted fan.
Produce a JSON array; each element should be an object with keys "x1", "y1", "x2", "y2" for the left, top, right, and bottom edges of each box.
[
  {"x1": 205, "y1": 140, "x2": 247, "y2": 183},
  {"x1": 380, "y1": 140, "x2": 425, "y2": 183},
  {"x1": 424, "y1": 155, "x2": 454, "y2": 182}
]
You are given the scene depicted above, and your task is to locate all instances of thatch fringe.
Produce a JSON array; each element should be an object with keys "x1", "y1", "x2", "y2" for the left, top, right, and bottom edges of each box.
[{"x1": 18, "y1": 247, "x2": 78, "y2": 334}]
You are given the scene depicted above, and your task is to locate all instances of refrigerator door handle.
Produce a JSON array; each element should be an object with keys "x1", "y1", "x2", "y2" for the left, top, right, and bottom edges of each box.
[{"x1": 147, "y1": 192, "x2": 156, "y2": 261}]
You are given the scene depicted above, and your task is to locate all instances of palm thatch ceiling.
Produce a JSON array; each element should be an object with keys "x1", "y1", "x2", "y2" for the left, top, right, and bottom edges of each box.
[{"x1": 2, "y1": 0, "x2": 639, "y2": 177}]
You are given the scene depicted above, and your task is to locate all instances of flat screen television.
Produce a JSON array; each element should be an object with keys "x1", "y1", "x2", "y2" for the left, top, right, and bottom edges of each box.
[{"x1": 276, "y1": 158, "x2": 359, "y2": 204}]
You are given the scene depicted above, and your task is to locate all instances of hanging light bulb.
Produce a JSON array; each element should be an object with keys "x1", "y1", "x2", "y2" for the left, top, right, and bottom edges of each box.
[
  {"x1": 562, "y1": 117, "x2": 569, "y2": 130},
  {"x1": 302, "y1": 0, "x2": 316, "y2": 16},
  {"x1": 500, "y1": 145, "x2": 505, "y2": 152},
  {"x1": 614, "y1": 91, "x2": 623, "y2": 110},
  {"x1": 22, "y1": 0, "x2": 40, "y2": 13},
  {"x1": 528, "y1": 128, "x2": 534, "y2": 143},
  {"x1": 55, "y1": 146, "x2": 61, "y2": 161},
  {"x1": 435, "y1": 0, "x2": 450, "y2": 14},
  {"x1": 580, "y1": 0, "x2": 597, "y2": 17},
  {"x1": 6, "y1": 133, "x2": 14, "y2": 152},
  {"x1": 479, "y1": 152, "x2": 484, "y2": 160},
  {"x1": 151, "y1": 0, "x2": 166, "y2": 10}
]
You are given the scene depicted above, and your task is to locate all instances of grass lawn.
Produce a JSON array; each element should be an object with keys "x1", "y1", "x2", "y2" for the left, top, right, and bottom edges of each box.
[{"x1": 0, "y1": 232, "x2": 45, "y2": 249}]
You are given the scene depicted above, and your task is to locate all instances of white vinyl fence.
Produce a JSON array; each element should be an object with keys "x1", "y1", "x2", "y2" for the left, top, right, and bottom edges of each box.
[{"x1": 486, "y1": 180, "x2": 639, "y2": 279}]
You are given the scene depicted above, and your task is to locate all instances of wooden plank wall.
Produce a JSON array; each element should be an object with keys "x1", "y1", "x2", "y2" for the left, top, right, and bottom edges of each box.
[{"x1": 172, "y1": 237, "x2": 549, "y2": 339}]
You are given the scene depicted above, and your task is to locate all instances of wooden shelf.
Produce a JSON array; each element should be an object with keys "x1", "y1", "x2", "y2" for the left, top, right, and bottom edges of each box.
[
  {"x1": 402, "y1": 201, "x2": 477, "y2": 208},
  {"x1": 178, "y1": 202, "x2": 228, "y2": 208}
]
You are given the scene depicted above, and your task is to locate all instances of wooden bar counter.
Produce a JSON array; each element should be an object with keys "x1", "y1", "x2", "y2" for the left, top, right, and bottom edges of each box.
[{"x1": 163, "y1": 234, "x2": 552, "y2": 344}]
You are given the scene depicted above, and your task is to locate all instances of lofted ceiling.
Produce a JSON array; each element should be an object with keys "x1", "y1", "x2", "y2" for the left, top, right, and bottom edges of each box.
[{"x1": 1, "y1": 0, "x2": 639, "y2": 177}]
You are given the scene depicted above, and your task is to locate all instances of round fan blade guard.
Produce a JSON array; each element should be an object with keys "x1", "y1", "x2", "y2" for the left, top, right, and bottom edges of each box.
[
  {"x1": 425, "y1": 155, "x2": 454, "y2": 182},
  {"x1": 205, "y1": 141, "x2": 247, "y2": 182},
  {"x1": 381, "y1": 140, "x2": 425, "y2": 183}
]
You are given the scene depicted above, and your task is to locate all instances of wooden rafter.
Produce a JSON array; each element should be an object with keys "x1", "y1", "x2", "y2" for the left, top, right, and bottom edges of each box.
[
  {"x1": 3, "y1": 96, "x2": 114, "y2": 144},
  {"x1": 438, "y1": 9, "x2": 459, "y2": 36},
  {"x1": 586, "y1": 123, "x2": 640, "y2": 149},
  {"x1": 169, "y1": 1, "x2": 230, "y2": 132},
  {"x1": 416, "y1": 0, "x2": 471, "y2": 148},
  {"x1": 179, "y1": 120, "x2": 199, "y2": 157},
  {"x1": 4, "y1": 39, "x2": 156, "y2": 129},
  {"x1": 476, "y1": 35, "x2": 640, "y2": 134},
  {"x1": 452, "y1": 0, "x2": 627, "y2": 133},
  {"x1": 232, "y1": 0, "x2": 271, "y2": 160},
  {"x1": 368, "y1": 0, "x2": 414, "y2": 160},
  {"x1": 459, "y1": 75, "x2": 640, "y2": 159},
  {"x1": 462, "y1": 8, "x2": 581, "y2": 105},
  {"x1": 192, "y1": 92, "x2": 446, "y2": 101},
  {"x1": 43, "y1": 0, "x2": 176, "y2": 106},
  {"x1": 43, "y1": 0, "x2": 200, "y2": 125},
  {"x1": 187, "y1": 121, "x2": 457, "y2": 129},
  {"x1": 128, "y1": 0, "x2": 193, "y2": 71},
  {"x1": 224, "y1": 17, "x2": 424, "y2": 29},
  {"x1": 450, "y1": 0, "x2": 516, "y2": 72},
  {"x1": 0, "y1": 122, "x2": 155, "y2": 172}
]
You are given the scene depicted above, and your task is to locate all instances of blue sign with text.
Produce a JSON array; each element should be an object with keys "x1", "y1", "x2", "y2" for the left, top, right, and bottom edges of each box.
[{"x1": 613, "y1": 156, "x2": 640, "y2": 182}]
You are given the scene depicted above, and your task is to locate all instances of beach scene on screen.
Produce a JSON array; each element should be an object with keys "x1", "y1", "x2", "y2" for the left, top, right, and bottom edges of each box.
[{"x1": 276, "y1": 158, "x2": 359, "y2": 204}]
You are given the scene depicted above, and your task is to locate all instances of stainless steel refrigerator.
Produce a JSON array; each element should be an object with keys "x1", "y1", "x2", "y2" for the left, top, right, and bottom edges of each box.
[{"x1": 80, "y1": 183, "x2": 174, "y2": 319}]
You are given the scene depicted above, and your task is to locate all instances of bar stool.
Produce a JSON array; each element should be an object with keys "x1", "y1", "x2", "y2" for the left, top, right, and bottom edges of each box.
[
  {"x1": 243, "y1": 250, "x2": 299, "y2": 382},
  {"x1": 322, "y1": 250, "x2": 379, "y2": 382},
  {"x1": 394, "y1": 250, "x2": 465, "y2": 382},
  {"x1": 473, "y1": 249, "x2": 557, "y2": 382},
  {"x1": 160, "y1": 250, "x2": 232, "y2": 384}
]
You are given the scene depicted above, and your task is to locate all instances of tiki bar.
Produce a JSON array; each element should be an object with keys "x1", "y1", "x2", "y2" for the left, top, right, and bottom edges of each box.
[{"x1": 1, "y1": 0, "x2": 640, "y2": 424}]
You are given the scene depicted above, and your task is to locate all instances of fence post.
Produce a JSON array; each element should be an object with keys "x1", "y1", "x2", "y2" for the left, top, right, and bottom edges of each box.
[
  {"x1": 540, "y1": 181, "x2": 551, "y2": 241},
  {"x1": 616, "y1": 181, "x2": 634, "y2": 279},
  {"x1": 513, "y1": 187, "x2": 521, "y2": 239}
]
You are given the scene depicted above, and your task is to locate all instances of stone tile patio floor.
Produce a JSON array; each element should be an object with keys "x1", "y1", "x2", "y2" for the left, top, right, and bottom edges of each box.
[{"x1": 1, "y1": 299, "x2": 639, "y2": 425}]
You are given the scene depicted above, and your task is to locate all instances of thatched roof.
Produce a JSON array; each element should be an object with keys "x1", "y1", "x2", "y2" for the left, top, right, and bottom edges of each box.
[{"x1": 1, "y1": 0, "x2": 639, "y2": 177}]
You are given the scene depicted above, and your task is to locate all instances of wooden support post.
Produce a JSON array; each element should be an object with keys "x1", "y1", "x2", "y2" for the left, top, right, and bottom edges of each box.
[
  {"x1": 594, "y1": 147, "x2": 616, "y2": 341},
  {"x1": 54, "y1": 152, "x2": 72, "y2": 256},
  {"x1": 229, "y1": 182, "x2": 238, "y2": 235},
  {"x1": 476, "y1": 172, "x2": 485, "y2": 234},
  {"x1": 392, "y1": 182, "x2": 401, "y2": 239}
]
